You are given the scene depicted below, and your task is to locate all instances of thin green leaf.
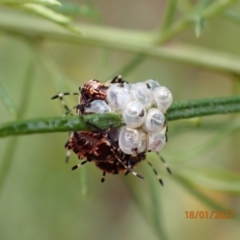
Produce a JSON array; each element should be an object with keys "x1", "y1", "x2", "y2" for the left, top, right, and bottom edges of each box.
[
  {"x1": 0, "y1": 137, "x2": 18, "y2": 197},
  {"x1": 224, "y1": 10, "x2": 240, "y2": 24},
  {"x1": 33, "y1": 46, "x2": 76, "y2": 91},
  {"x1": 160, "y1": 0, "x2": 178, "y2": 32},
  {"x1": 178, "y1": 167, "x2": 240, "y2": 194},
  {"x1": 0, "y1": 81, "x2": 17, "y2": 120},
  {"x1": 202, "y1": 0, "x2": 239, "y2": 19},
  {"x1": 30, "y1": 47, "x2": 90, "y2": 198},
  {"x1": 174, "y1": 172, "x2": 240, "y2": 220},
  {"x1": 1, "y1": 0, "x2": 61, "y2": 6},
  {"x1": 124, "y1": 165, "x2": 169, "y2": 240},
  {"x1": 178, "y1": 0, "x2": 194, "y2": 14},
  {"x1": 170, "y1": 117, "x2": 240, "y2": 161},
  {"x1": 147, "y1": 165, "x2": 170, "y2": 240},
  {"x1": 20, "y1": 3, "x2": 71, "y2": 24},
  {"x1": 195, "y1": 0, "x2": 213, "y2": 11},
  {"x1": 50, "y1": 3, "x2": 98, "y2": 17},
  {"x1": 0, "y1": 56, "x2": 35, "y2": 195},
  {"x1": 107, "y1": 53, "x2": 146, "y2": 80},
  {"x1": 79, "y1": 167, "x2": 88, "y2": 200},
  {"x1": 194, "y1": 16, "x2": 205, "y2": 37},
  {"x1": 124, "y1": 178, "x2": 149, "y2": 218},
  {"x1": 157, "y1": 0, "x2": 238, "y2": 43}
]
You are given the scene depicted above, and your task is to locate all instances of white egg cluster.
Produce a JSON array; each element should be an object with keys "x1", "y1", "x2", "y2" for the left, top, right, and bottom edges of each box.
[{"x1": 84, "y1": 79, "x2": 173, "y2": 155}]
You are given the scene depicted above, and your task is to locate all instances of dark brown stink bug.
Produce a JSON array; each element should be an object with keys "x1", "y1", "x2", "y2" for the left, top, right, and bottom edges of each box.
[
  {"x1": 52, "y1": 75, "x2": 171, "y2": 184},
  {"x1": 64, "y1": 127, "x2": 146, "y2": 182},
  {"x1": 51, "y1": 75, "x2": 126, "y2": 115},
  {"x1": 78, "y1": 75, "x2": 128, "y2": 114},
  {"x1": 52, "y1": 75, "x2": 146, "y2": 182}
]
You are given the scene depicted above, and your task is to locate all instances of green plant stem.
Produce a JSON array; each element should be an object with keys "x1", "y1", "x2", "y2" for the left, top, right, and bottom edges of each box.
[
  {"x1": 0, "y1": 114, "x2": 124, "y2": 137},
  {"x1": 167, "y1": 95, "x2": 240, "y2": 120},
  {"x1": 160, "y1": 0, "x2": 177, "y2": 32},
  {"x1": 157, "y1": 0, "x2": 237, "y2": 43},
  {"x1": 147, "y1": 169, "x2": 169, "y2": 240},
  {"x1": 0, "y1": 55, "x2": 35, "y2": 196},
  {"x1": 0, "y1": 95, "x2": 239, "y2": 137},
  {"x1": 0, "y1": 81, "x2": 17, "y2": 120},
  {"x1": 109, "y1": 53, "x2": 147, "y2": 79},
  {"x1": 224, "y1": 10, "x2": 240, "y2": 25},
  {"x1": 1, "y1": 10, "x2": 240, "y2": 75}
]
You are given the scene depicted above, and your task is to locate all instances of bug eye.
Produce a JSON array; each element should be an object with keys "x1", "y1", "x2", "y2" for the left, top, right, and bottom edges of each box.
[
  {"x1": 147, "y1": 131, "x2": 166, "y2": 152},
  {"x1": 152, "y1": 86, "x2": 173, "y2": 113},
  {"x1": 130, "y1": 82, "x2": 153, "y2": 109},
  {"x1": 122, "y1": 101, "x2": 146, "y2": 128},
  {"x1": 107, "y1": 83, "x2": 131, "y2": 110},
  {"x1": 145, "y1": 79, "x2": 160, "y2": 91},
  {"x1": 143, "y1": 108, "x2": 165, "y2": 133},
  {"x1": 84, "y1": 100, "x2": 111, "y2": 114}
]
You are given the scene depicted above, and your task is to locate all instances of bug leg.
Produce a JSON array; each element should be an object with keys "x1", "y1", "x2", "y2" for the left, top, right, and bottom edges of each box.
[
  {"x1": 51, "y1": 92, "x2": 79, "y2": 100},
  {"x1": 164, "y1": 122, "x2": 168, "y2": 142},
  {"x1": 63, "y1": 104, "x2": 80, "y2": 116},
  {"x1": 64, "y1": 140, "x2": 72, "y2": 163},
  {"x1": 156, "y1": 152, "x2": 172, "y2": 174},
  {"x1": 65, "y1": 150, "x2": 71, "y2": 163},
  {"x1": 113, "y1": 153, "x2": 144, "y2": 179},
  {"x1": 72, "y1": 160, "x2": 87, "y2": 170},
  {"x1": 124, "y1": 156, "x2": 131, "y2": 176},
  {"x1": 51, "y1": 92, "x2": 78, "y2": 115},
  {"x1": 101, "y1": 171, "x2": 106, "y2": 183},
  {"x1": 85, "y1": 121, "x2": 118, "y2": 149},
  {"x1": 146, "y1": 159, "x2": 164, "y2": 186}
]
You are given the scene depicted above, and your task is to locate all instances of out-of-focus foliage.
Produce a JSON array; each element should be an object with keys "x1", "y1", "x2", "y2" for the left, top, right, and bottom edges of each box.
[{"x1": 0, "y1": 1, "x2": 240, "y2": 240}]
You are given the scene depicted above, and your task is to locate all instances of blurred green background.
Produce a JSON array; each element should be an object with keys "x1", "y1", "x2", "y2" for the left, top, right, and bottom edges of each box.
[{"x1": 0, "y1": 1, "x2": 240, "y2": 240}]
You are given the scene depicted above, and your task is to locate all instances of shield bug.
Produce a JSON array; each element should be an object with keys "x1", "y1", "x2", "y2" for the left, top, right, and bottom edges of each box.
[
  {"x1": 64, "y1": 127, "x2": 146, "y2": 182},
  {"x1": 51, "y1": 75, "x2": 126, "y2": 115},
  {"x1": 51, "y1": 76, "x2": 172, "y2": 185}
]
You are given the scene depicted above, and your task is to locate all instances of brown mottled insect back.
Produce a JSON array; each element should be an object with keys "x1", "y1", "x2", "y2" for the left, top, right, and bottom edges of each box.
[
  {"x1": 65, "y1": 131, "x2": 113, "y2": 162},
  {"x1": 78, "y1": 79, "x2": 109, "y2": 114},
  {"x1": 65, "y1": 126, "x2": 145, "y2": 182},
  {"x1": 65, "y1": 125, "x2": 168, "y2": 184}
]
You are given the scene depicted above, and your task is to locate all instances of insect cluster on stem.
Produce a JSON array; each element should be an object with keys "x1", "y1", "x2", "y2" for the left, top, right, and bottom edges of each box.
[{"x1": 51, "y1": 75, "x2": 173, "y2": 185}]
